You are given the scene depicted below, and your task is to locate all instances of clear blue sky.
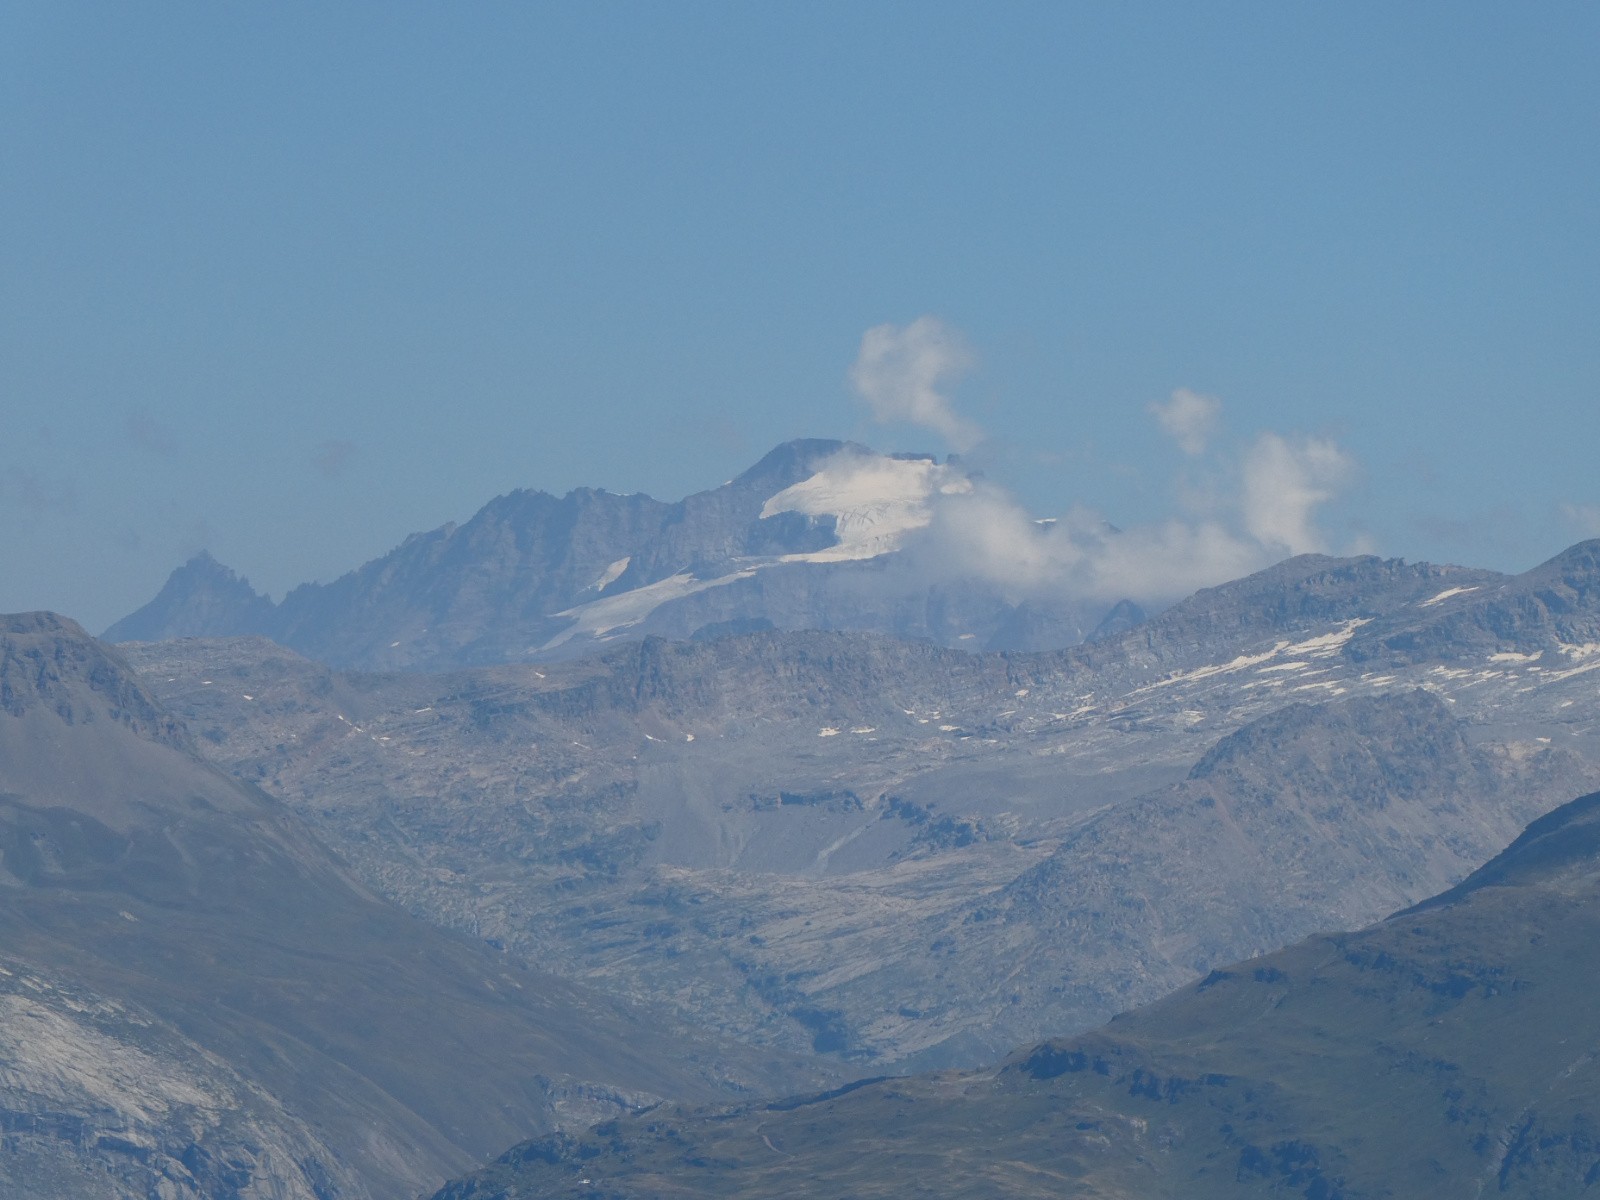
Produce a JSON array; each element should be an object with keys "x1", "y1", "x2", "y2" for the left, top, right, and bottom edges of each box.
[{"x1": 4, "y1": 2, "x2": 1598, "y2": 629}]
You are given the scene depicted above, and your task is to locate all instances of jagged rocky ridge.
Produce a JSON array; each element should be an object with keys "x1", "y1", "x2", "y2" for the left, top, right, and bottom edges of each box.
[
  {"x1": 431, "y1": 786, "x2": 1600, "y2": 1200},
  {"x1": 103, "y1": 440, "x2": 1119, "y2": 668},
  {"x1": 124, "y1": 541, "x2": 1600, "y2": 1068},
  {"x1": 0, "y1": 613, "x2": 826, "y2": 1200}
]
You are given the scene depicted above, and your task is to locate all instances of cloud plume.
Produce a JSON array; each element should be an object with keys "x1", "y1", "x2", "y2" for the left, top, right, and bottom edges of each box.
[
  {"x1": 833, "y1": 319, "x2": 1365, "y2": 609},
  {"x1": 848, "y1": 316, "x2": 982, "y2": 451},
  {"x1": 1150, "y1": 388, "x2": 1221, "y2": 456},
  {"x1": 912, "y1": 472, "x2": 1308, "y2": 606},
  {"x1": 810, "y1": 377, "x2": 1363, "y2": 608},
  {"x1": 1240, "y1": 432, "x2": 1357, "y2": 555}
]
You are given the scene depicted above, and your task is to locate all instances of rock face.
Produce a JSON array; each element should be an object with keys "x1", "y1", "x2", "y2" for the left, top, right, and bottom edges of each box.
[
  {"x1": 104, "y1": 441, "x2": 1115, "y2": 669},
  {"x1": 123, "y1": 539, "x2": 1600, "y2": 1069},
  {"x1": 429, "y1": 787, "x2": 1600, "y2": 1200},
  {"x1": 0, "y1": 613, "x2": 825, "y2": 1200}
]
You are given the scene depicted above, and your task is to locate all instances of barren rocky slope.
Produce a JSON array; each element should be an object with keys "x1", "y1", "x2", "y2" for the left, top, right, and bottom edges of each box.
[
  {"x1": 0, "y1": 613, "x2": 825, "y2": 1200},
  {"x1": 124, "y1": 542, "x2": 1600, "y2": 1067}
]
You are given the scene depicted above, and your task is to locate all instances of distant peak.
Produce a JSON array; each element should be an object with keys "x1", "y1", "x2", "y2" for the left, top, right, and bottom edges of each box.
[
  {"x1": 178, "y1": 549, "x2": 237, "y2": 577},
  {"x1": 102, "y1": 552, "x2": 275, "y2": 643},
  {"x1": 732, "y1": 439, "x2": 868, "y2": 490},
  {"x1": 1526, "y1": 537, "x2": 1600, "y2": 581}
]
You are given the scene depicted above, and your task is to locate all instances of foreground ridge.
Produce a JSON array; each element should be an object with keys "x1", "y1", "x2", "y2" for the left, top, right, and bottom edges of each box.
[{"x1": 432, "y1": 786, "x2": 1600, "y2": 1199}]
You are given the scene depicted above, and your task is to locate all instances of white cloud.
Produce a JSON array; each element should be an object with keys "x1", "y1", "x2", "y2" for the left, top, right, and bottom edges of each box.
[
  {"x1": 835, "y1": 326, "x2": 1361, "y2": 606},
  {"x1": 879, "y1": 424, "x2": 1360, "y2": 606},
  {"x1": 848, "y1": 316, "x2": 982, "y2": 451},
  {"x1": 1560, "y1": 501, "x2": 1600, "y2": 539},
  {"x1": 914, "y1": 481, "x2": 1271, "y2": 605},
  {"x1": 1240, "y1": 432, "x2": 1356, "y2": 555},
  {"x1": 1150, "y1": 388, "x2": 1221, "y2": 456}
]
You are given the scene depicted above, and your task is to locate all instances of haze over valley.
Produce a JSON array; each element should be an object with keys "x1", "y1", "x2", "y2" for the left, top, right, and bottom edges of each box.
[{"x1": 5, "y1": 5, "x2": 1599, "y2": 1197}]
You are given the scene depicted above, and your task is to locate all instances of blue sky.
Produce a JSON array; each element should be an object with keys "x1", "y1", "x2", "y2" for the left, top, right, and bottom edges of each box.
[{"x1": 4, "y1": 2, "x2": 1598, "y2": 629}]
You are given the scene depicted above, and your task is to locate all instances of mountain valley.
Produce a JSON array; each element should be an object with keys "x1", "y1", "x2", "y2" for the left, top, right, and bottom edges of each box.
[
  {"x1": 119, "y1": 540, "x2": 1600, "y2": 1067},
  {"x1": 18, "y1": 444, "x2": 1600, "y2": 1195},
  {"x1": 0, "y1": 613, "x2": 825, "y2": 1200},
  {"x1": 431, "y1": 785, "x2": 1600, "y2": 1199}
]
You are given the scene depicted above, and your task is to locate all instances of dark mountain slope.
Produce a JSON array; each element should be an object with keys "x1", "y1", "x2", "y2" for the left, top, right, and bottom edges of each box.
[
  {"x1": 433, "y1": 786, "x2": 1600, "y2": 1199},
  {"x1": 0, "y1": 613, "x2": 823, "y2": 1200}
]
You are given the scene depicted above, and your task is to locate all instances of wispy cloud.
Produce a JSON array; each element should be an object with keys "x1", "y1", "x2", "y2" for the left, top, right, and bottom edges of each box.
[
  {"x1": 125, "y1": 410, "x2": 177, "y2": 457},
  {"x1": 0, "y1": 467, "x2": 79, "y2": 516},
  {"x1": 1240, "y1": 432, "x2": 1357, "y2": 555},
  {"x1": 848, "y1": 316, "x2": 982, "y2": 451},
  {"x1": 910, "y1": 449, "x2": 1352, "y2": 607},
  {"x1": 313, "y1": 439, "x2": 357, "y2": 479},
  {"x1": 1560, "y1": 501, "x2": 1600, "y2": 539},
  {"x1": 824, "y1": 328, "x2": 1367, "y2": 607},
  {"x1": 1149, "y1": 387, "x2": 1221, "y2": 456}
]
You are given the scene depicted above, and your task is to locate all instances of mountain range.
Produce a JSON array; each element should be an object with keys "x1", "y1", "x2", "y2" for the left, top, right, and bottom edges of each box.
[
  {"x1": 17, "y1": 440, "x2": 1600, "y2": 1198},
  {"x1": 103, "y1": 440, "x2": 1124, "y2": 669},
  {"x1": 119, "y1": 539, "x2": 1600, "y2": 1069}
]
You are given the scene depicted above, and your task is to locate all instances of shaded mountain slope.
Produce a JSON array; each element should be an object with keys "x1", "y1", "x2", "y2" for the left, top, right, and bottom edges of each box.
[
  {"x1": 432, "y1": 786, "x2": 1600, "y2": 1200},
  {"x1": 0, "y1": 614, "x2": 824, "y2": 1200}
]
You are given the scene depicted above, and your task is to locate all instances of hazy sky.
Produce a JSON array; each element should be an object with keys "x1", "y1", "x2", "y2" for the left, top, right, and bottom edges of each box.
[{"x1": 4, "y1": 2, "x2": 1598, "y2": 630}]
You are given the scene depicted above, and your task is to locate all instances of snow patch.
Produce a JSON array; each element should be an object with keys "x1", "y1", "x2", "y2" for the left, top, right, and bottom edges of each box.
[
  {"x1": 543, "y1": 569, "x2": 757, "y2": 650},
  {"x1": 590, "y1": 557, "x2": 631, "y2": 592},
  {"x1": 759, "y1": 454, "x2": 972, "y2": 563},
  {"x1": 1420, "y1": 585, "x2": 1480, "y2": 607},
  {"x1": 1280, "y1": 620, "x2": 1371, "y2": 657},
  {"x1": 1134, "y1": 620, "x2": 1369, "y2": 695}
]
